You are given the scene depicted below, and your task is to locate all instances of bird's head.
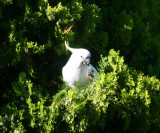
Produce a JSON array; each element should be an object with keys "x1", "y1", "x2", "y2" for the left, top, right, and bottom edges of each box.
[{"x1": 65, "y1": 41, "x2": 91, "y2": 66}]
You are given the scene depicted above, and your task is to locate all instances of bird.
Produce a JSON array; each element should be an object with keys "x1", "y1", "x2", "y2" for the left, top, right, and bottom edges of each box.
[{"x1": 62, "y1": 41, "x2": 98, "y2": 88}]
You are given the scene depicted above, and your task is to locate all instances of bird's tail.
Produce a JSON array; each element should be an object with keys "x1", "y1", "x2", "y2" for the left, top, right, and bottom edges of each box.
[{"x1": 65, "y1": 41, "x2": 75, "y2": 53}]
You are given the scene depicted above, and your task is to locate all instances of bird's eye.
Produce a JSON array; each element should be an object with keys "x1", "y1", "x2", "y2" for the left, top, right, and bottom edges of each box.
[{"x1": 81, "y1": 56, "x2": 83, "y2": 58}]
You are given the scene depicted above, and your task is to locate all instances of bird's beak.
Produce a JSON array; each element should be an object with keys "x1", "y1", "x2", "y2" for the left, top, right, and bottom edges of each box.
[{"x1": 83, "y1": 58, "x2": 90, "y2": 66}]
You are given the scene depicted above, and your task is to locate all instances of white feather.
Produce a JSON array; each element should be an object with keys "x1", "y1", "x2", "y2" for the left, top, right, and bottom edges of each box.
[{"x1": 62, "y1": 41, "x2": 98, "y2": 88}]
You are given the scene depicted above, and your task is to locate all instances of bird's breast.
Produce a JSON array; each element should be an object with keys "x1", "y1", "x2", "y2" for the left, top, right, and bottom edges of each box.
[{"x1": 62, "y1": 65, "x2": 90, "y2": 87}]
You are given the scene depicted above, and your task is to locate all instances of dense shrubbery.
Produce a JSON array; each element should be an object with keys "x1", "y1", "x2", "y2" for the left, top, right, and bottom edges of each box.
[
  {"x1": 1, "y1": 0, "x2": 160, "y2": 132},
  {"x1": 1, "y1": 50, "x2": 160, "y2": 132}
]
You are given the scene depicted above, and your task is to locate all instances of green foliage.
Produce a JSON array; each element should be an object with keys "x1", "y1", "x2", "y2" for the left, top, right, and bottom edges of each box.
[
  {"x1": 1, "y1": 50, "x2": 160, "y2": 132},
  {"x1": 96, "y1": 0, "x2": 160, "y2": 78},
  {"x1": 1, "y1": 0, "x2": 160, "y2": 132}
]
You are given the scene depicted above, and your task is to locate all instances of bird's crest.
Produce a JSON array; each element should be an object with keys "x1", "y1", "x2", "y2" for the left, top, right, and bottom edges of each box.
[
  {"x1": 65, "y1": 41, "x2": 75, "y2": 53},
  {"x1": 64, "y1": 41, "x2": 91, "y2": 58}
]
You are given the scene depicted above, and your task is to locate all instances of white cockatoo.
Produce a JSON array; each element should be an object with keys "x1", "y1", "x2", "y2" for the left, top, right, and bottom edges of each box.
[{"x1": 62, "y1": 41, "x2": 98, "y2": 88}]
